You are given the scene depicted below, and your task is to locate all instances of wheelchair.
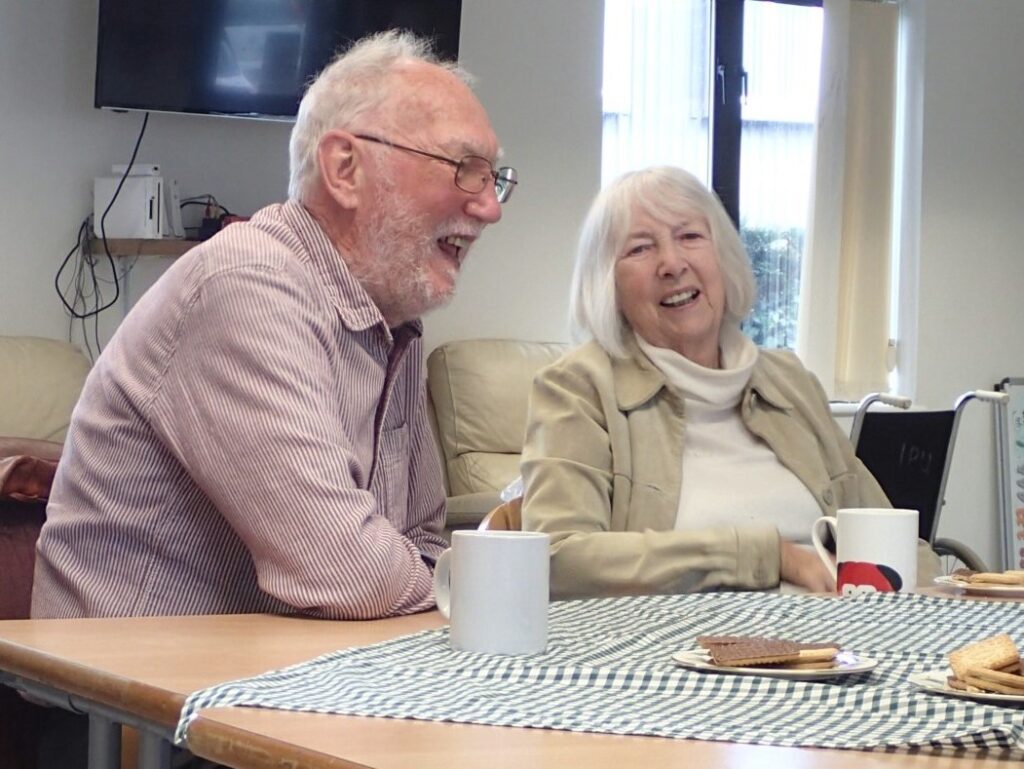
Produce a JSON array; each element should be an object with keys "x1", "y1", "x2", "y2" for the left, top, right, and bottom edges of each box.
[{"x1": 847, "y1": 389, "x2": 1008, "y2": 575}]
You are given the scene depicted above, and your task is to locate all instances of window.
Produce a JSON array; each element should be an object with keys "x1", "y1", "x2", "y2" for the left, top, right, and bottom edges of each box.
[{"x1": 602, "y1": 0, "x2": 823, "y2": 350}]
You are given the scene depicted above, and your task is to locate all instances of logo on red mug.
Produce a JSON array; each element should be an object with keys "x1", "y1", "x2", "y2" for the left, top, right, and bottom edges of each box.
[{"x1": 837, "y1": 561, "x2": 903, "y2": 596}]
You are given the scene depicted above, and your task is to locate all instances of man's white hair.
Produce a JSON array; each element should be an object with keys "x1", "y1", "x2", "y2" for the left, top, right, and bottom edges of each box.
[{"x1": 288, "y1": 30, "x2": 469, "y2": 202}]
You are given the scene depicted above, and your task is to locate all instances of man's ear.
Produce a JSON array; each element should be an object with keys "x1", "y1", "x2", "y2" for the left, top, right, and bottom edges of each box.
[{"x1": 316, "y1": 130, "x2": 361, "y2": 209}]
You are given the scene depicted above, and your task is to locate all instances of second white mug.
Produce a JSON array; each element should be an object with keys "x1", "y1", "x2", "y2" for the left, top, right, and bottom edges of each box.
[{"x1": 433, "y1": 529, "x2": 550, "y2": 655}]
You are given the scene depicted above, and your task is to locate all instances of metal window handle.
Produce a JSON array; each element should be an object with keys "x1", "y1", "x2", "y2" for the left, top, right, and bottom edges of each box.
[{"x1": 717, "y1": 65, "x2": 749, "y2": 106}]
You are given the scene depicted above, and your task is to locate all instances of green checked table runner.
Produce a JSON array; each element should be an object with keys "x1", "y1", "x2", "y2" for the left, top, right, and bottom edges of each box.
[{"x1": 175, "y1": 592, "x2": 1024, "y2": 754}]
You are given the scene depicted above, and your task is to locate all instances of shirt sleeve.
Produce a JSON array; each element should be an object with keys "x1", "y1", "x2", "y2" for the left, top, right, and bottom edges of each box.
[
  {"x1": 521, "y1": 359, "x2": 780, "y2": 600},
  {"x1": 146, "y1": 263, "x2": 439, "y2": 619}
]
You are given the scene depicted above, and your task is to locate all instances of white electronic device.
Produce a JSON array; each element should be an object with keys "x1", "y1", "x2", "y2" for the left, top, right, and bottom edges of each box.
[
  {"x1": 93, "y1": 175, "x2": 164, "y2": 239},
  {"x1": 111, "y1": 162, "x2": 161, "y2": 177},
  {"x1": 165, "y1": 179, "x2": 185, "y2": 238}
]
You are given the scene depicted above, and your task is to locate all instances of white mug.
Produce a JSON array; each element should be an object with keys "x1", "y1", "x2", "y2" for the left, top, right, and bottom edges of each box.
[
  {"x1": 433, "y1": 530, "x2": 550, "y2": 655},
  {"x1": 811, "y1": 508, "x2": 918, "y2": 595}
]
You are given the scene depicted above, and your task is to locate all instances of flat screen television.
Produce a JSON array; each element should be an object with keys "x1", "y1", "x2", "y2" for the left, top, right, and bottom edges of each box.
[{"x1": 95, "y1": 0, "x2": 463, "y2": 120}]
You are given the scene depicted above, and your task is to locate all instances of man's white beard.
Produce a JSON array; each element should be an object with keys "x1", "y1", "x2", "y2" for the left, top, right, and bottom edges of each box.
[{"x1": 353, "y1": 182, "x2": 459, "y2": 327}]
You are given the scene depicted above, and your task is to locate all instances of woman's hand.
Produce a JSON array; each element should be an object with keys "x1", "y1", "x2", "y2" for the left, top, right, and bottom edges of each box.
[{"x1": 780, "y1": 540, "x2": 835, "y2": 593}]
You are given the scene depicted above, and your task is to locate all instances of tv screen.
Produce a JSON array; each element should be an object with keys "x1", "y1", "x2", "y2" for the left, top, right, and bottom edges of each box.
[{"x1": 95, "y1": 0, "x2": 463, "y2": 120}]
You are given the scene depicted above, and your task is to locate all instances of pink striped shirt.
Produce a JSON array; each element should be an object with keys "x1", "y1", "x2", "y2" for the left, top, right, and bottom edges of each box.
[{"x1": 32, "y1": 202, "x2": 448, "y2": 619}]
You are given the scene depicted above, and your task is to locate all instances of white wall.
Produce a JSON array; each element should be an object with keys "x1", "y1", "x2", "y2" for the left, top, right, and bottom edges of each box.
[
  {"x1": 905, "y1": 0, "x2": 1024, "y2": 567},
  {"x1": 0, "y1": 0, "x2": 599, "y2": 355},
  {"x1": 426, "y1": 0, "x2": 603, "y2": 352},
  {"x1": 144, "y1": 0, "x2": 605, "y2": 356},
  {"x1": 0, "y1": 0, "x2": 292, "y2": 347},
  {"x1": 0, "y1": 0, "x2": 136, "y2": 343},
  {"x1": 1, "y1": 0, "x2": 1021, "y2": 566}
]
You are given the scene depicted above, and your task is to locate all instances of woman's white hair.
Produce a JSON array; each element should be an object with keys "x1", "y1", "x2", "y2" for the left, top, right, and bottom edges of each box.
[
  {"x1": 569, "y1": 165, "x2": 756, "y2": 358},
  {"x1": 288, "y1": 30, "x2": 468, "y2": 203}
]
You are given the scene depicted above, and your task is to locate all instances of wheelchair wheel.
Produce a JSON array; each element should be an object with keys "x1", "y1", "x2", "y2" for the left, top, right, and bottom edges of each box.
[{"x1": 932, "y1": 537, "x2": 988, "y2": 575}]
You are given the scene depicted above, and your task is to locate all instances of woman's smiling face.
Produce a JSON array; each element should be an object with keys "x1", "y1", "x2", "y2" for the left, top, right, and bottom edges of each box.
[{"x1": 614, "y1": 204, "x2": 726, "y2": 368}]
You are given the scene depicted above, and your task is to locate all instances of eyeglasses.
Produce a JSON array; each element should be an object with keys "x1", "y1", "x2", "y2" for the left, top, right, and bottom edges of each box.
[{"x1": 354, "y1": 134, "x2": 518, "y2": 204}]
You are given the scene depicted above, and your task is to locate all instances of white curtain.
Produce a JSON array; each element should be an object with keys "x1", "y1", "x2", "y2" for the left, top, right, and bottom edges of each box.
[
  {"x1": 601, "y1": 0, "x2": 712, "y2": 186},
  {"x1": 798, "y1": 0, "x2": 898, "y2": 399}
]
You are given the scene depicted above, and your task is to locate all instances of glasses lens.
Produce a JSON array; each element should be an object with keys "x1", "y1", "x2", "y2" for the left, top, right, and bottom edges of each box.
[
  {"x1": 455, "y1": 156, "x2": 493, "y2": 195},
  {"x1": 495, "y1": 167, "x2": 518, "y2": 204}
]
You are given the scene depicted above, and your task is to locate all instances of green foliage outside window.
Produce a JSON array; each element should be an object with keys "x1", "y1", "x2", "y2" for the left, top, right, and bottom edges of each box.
[{"x1": 740, "y1": 225, "x2": 804, "y2": 350}]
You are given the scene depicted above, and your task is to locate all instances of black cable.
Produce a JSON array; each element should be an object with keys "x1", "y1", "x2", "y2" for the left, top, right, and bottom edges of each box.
[
  {"x1": 54, "y1": 112, "x2": 150, "y2": 339},
  {"x1": 180, "y1": 200, "x2": 231, "y2": 213},
  {"x1": 54, "y1": 218, "x2": 95, "y2": 359},
  {"x1": 95, "y1": 111, "x2": 150, "y2": 312},
  {"x1": 53, "y1": 113, "x2": 151, "y2": 361},
  {"x1": 54, "y1": 218, "x2": 91, "y2": 316},
  {"x1": 180, "y1": 195, "x2": 234, "y2": 217}
]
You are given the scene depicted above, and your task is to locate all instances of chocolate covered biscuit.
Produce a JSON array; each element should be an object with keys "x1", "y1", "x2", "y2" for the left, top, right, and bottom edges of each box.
[{"x1": 709, "y1": 640, "x2": 801, "y2": 667}]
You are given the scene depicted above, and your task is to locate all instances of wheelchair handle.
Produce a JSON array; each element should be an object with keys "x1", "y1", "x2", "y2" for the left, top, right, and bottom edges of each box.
[{"x1": 956, "y1": 389, "x2": 1009, "y2": 408}]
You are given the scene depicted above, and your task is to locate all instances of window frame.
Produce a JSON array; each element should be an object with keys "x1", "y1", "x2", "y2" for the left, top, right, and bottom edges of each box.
[{"x1": 712, "y1": 0, "x2": 823, "y2": 226}]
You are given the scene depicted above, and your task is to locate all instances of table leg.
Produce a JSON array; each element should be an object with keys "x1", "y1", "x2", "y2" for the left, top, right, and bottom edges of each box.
[
  {"x1": 1, "y1": 674, "x2": 178, "y2": 769},
  {"x1": 87, "y1": 714, "x2": 121, "y2": 769},
  {"x1": 137, "y1": 730, "x2": 172, "y2": 769}
]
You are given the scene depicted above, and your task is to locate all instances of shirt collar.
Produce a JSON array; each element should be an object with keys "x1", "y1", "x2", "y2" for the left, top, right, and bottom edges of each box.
[{"x1": 280, "y1": 200, "x2": 423, "y2": 341}]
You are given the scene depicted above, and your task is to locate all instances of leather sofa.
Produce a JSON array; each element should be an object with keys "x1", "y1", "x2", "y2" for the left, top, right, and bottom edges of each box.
[
  {"x1": 0, "y1": 335, "x2": 90, "y2": 616},
  {"x1": 426, "y1": 338, "x2": 568, "y2": 532},
  {"x1": 0, "y1": 336, "x2": 91, "y2": 442},
  {"x1": 0, "y1": 336, "x2": 90, "y2": 769}
]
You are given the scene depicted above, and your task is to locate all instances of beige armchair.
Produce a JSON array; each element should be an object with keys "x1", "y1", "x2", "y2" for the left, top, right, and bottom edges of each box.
[
  {"x1": 0, "y1": 338, "x2": 89, "y2": 765},
  {"x1": 0, "y1": 336, "x2": 91, "y2": 442},
  {"x1": 426, "y1": 338, "x2": 567, "y2": 531}
]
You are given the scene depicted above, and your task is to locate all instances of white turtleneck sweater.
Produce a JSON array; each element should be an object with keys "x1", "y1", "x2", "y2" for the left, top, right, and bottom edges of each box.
[{"x1": 637, "y1": 327, "x2": 820, "y2": 544}]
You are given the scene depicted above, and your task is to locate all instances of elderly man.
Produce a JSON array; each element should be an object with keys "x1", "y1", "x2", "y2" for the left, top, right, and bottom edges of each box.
[{"x1": 32, "y1": 31, "x2": 515, "y2": 620}]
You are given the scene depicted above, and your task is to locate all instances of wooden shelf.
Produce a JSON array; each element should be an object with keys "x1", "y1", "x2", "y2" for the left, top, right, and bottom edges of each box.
[{"x1": 90, "y1": 238, "x2": 200, "y2": 258}]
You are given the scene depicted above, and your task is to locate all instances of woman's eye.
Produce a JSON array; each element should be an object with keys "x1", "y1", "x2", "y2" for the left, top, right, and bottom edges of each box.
[
  {"x1": 625, "y1": 243, "x2": 651, "y2": 257},
  {"x1": 679, "y1": 231, "x2": 705, "y2": 242}
]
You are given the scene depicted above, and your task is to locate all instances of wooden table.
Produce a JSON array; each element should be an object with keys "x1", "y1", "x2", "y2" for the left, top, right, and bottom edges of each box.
[
  {"x1": 0, "y1": 612, "x2": 441, "y2": 769},
  {"x1": 0, "y1": 602, "x2": 1018, "y2": 769}
]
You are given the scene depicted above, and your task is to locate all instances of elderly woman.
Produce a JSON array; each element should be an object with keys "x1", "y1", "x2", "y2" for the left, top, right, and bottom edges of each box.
[{"x1": 521, "y1": 166, "x2": 937, "y2": 599}]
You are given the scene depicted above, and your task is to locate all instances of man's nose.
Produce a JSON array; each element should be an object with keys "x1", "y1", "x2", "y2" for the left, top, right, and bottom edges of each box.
[{"x1": 465, "y1": 185, "x2": 502, "y2": 224}]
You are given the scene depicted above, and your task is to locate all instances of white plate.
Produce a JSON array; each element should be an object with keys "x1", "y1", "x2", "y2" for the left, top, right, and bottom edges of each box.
[
  {"x1": 671, "y1": 649, "x2": 877, "y2": 681},
  {"x1": 909, "y1": 670, "x2": 1024, "y2": 705},
  {"x1": 933, "y1": 575, "x2": 1024, "y2": 598}
]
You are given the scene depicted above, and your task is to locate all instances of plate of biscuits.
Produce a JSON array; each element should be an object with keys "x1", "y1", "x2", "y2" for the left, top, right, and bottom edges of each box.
[
  {"x1": 909, "y1": 633, "x2": 1024, "y2": 705},
  {"x1": 934, "y1": 569, "x2": 1024, "y2": 597},
  {"x1": 672, "y1": 635, "x2": 877, "y2": 681}
]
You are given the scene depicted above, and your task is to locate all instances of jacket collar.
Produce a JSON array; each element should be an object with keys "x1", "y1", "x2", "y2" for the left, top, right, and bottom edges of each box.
[
  {"x1": 746, "y1": 357, "x2": 794, "y2": 412},
  {"x1": 610, "y1": 333, "x2": 670, "y2": 411}
]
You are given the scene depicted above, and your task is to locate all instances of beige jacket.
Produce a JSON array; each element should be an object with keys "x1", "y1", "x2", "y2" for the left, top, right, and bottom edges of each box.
[{"x1": 521, "y1": 338, "x2": 938, "y2": 599}]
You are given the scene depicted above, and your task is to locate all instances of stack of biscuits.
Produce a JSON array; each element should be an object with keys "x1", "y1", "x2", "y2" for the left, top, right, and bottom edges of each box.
[
  {"x1": 949, "y1": 568, "x2": 1024, "y2": 587},
  {"x1": 697, "y1": 635, "x2": 840, "y2": 670},
  {"x1": 947, "y1": 634, "x2": 1024, "y2": 695}
]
